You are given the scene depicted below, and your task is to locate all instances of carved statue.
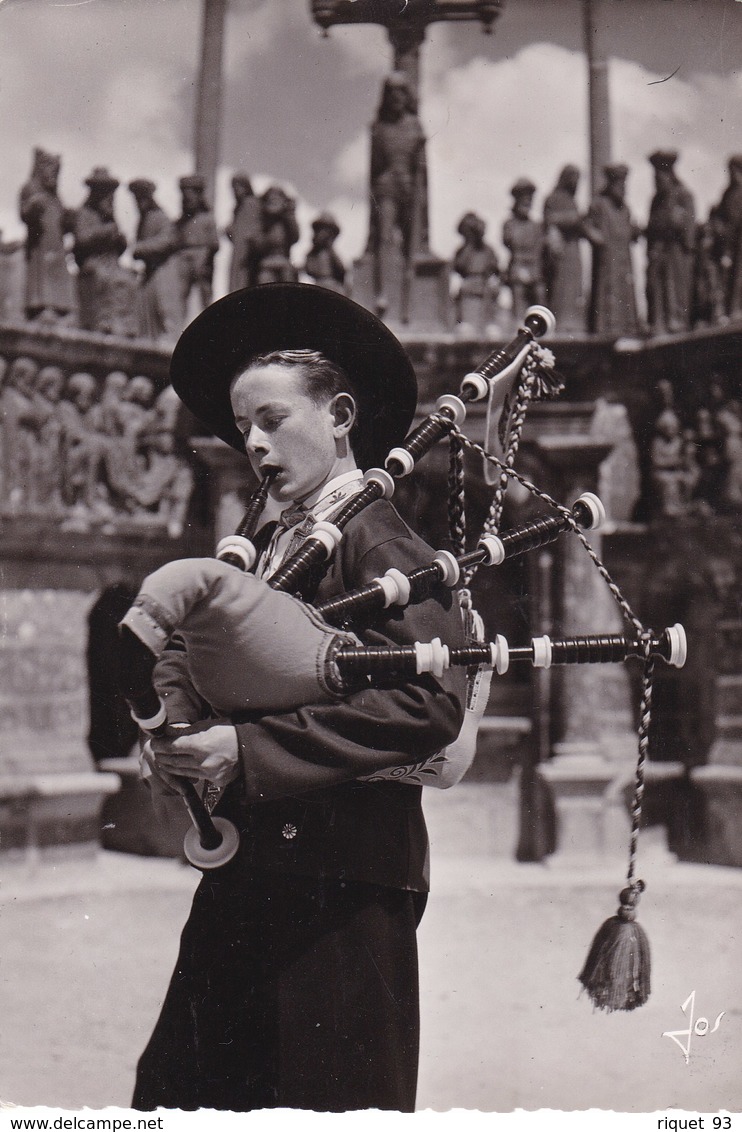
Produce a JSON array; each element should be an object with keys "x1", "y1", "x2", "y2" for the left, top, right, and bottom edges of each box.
[
  {"x1": 542, "y1": 165, "x2": 585, "y2": 333},
  {"x1": 129, "y1": 179, "x2": 182, "y2": 342},
  {"x1": 124, "y1": 428, "x2": 194, "y2": 538},
  {"x1": 175, "y1": 175, "x2": 220, "y2": 321},
  {"x1": 719, "y1": 403, "x2": 742, "y2": 509},
  {"x1": 583, "y1": 164, "x2": 641, "y2": 338},
  {"x1": 452, "y1": 211, "x2": 500, "y2": 335},
  {"x1": 0, "y1": 356, "x2": 39, "y2": 512},
  {"x1": 254, "y1": 185, "x2": 299, "y2": 286},
  {"x1": 367, "y1": 71, "x2": 427, "y2": 316},
  {"x1": 502, "y1": 178, "x2": 545, "y2": 327},
  {"x1": 645, "y1": 150, "x2": 696, "y2": 335},
  {"x1": 226, "y1": 173, "x2": 262, "y2": 292},
  {"x1": 304, "y1": 213, "x2": 346, "y2": 293},
  {"x1": 693, "y1": 406, "x2": 725, "y2": 509},
  {"x1": 31, "y1": 365, "x2": 66, "y2": 512},
  {"x1": 0, "y1": 355, "x2": 7, "y2": 499},
  {"x1": 18, "y1": 148, "x2": 76, "y2": 324},
  {"x1": 72, "y1": 167, "x2": 137, "y2": 336},
  {"x1": 716, "y1": 155, "x2": 742, "y2": 320},
  {"x1": 691, "y1": 217, "x2": 727, "y2": 329},
  {"x1": 58, "y1": 371, "x2": 102, "y2": 521},
  {"x1": 649, "y1": 407, "x2": 694, "y2": 517},
  {"x1": 0, "y1": 230, "x2": 25, "y2": 322}
]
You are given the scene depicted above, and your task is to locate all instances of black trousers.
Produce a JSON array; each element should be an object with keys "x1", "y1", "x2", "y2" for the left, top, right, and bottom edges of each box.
[{"x1": 133, "y1": 869, "x2": 426, "y2": 1112}]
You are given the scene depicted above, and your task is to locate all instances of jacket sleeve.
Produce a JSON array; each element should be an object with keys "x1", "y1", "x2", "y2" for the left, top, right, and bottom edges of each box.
[{"x1": 234, "y1": 527, "x2": 467, "y2": 802}]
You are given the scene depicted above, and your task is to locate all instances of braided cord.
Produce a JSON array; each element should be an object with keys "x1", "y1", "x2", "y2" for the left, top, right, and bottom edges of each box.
[
  {"x1": 454, "y1": 423, "x2": 657, "y2": 889},
  {"x1": 627, "y1": 644, "x2": 655, "y2": 886},
  {"x1": 448, "y1": 431, "x2": 467, "y2": 558},
  {"x1": 454, "y1": 426, "x2": 644, "y2": 636},
  {"x1": 485, "y1": 352, "x2": 539, "y2": 537}
]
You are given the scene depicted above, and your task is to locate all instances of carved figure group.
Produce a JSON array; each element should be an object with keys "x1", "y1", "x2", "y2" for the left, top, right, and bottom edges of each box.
[
  {"x1": 647, "y1": 377, "x2": 742, "y2": 518},
  {"x1": 10, "y1": 139, "x2": 742, "y2": 341},
  {"x1": 0, "y1": 354, "x2": 193, "y2": 534}
]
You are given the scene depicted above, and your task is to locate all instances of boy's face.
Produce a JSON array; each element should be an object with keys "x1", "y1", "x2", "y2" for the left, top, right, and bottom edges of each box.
[{"x1": 231, "y1": 364, "x2": 346, "y2": 504}]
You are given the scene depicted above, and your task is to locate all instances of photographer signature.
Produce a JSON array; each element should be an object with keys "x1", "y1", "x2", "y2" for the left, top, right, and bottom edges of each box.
[{"x1": 662, "y1": 990, "x2": 726, "y2": 1064}]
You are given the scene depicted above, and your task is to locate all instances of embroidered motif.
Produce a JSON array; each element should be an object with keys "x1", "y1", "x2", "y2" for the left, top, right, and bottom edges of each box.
[{"x1": 282, "y1": 823, "x2": 298, "y2": 840}]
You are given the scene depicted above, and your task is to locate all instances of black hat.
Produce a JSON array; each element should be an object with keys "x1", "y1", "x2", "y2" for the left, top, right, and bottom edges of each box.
[
  {"x1": 649, "y1": 150, "x2": 678, "y2": 171},
  {"x1": 169, "y1": 283, "x2": 418, "y2": 471},
  {"x1": 604, "y1": 163, "x2": 629, "y2": 182}
]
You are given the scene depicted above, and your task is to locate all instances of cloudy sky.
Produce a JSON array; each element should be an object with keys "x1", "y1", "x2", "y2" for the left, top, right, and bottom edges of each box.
[{"x1": 1, "y1": 0, "x2": 741, "y2": 294}]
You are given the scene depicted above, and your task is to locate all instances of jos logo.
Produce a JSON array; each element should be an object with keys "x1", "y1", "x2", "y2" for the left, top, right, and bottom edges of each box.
[{"x1": 662, "y1": 990, "x2": 726, "y2": 1064}]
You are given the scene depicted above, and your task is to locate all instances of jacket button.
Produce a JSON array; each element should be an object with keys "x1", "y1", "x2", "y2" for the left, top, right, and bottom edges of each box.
[{"x1": 282, "y1": 823, "x2": 297, "y2": 840}]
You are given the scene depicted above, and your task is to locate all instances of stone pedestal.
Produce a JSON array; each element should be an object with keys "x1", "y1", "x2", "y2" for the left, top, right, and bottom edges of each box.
[{"x1": 351, "y1": 251, "x2": 452, "y2": 333}]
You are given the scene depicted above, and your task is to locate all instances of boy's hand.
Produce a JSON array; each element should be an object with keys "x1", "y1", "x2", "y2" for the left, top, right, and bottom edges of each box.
[{"x1": 148, "y1": 720, "x2": 240, "y2": 789}]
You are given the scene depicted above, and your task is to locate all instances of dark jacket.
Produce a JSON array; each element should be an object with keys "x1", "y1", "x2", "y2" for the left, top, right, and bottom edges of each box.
[{"x1": 157, "y1": 498, "x2": 466, "y2": 891}]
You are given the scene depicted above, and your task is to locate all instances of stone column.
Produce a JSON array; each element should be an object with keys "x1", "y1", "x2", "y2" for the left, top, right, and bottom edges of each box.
[
  {"x1": 194, "y1": 0, "x2": 227, "y2": 207},
  {"x1": 583, "y1": 0, "x2": 613, "y2": 198},
  {"x1": 534, "y1": 434, "x2": 640, "y2": 861}
]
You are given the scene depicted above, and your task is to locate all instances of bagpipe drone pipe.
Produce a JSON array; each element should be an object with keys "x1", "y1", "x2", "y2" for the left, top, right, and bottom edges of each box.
[{"x1": 117, "y1": 304, "x2": 687, "y2": 1012}]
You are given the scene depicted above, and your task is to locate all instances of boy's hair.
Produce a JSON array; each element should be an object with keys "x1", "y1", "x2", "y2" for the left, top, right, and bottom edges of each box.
[{"x1": 241, "y1": 349, "x2": 361, "y2": 454}]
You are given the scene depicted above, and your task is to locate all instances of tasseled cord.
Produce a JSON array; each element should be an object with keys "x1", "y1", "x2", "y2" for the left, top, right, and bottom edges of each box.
[{"x1": 578, "y1": 641, "x2": 656, "y2": 1011}]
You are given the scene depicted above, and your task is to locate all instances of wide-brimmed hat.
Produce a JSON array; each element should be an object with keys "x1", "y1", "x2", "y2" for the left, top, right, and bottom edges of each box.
[
  {"x1": 511, "y1": 177, "x2": 536, "y2": 198},
  {"x1": 84, "y1": 166, "x2": 120, "y2": 190},
  {"x1": 604, "y1": 163, "x2": 629, "y2": 182},
  {"x1": 169, "y1": 283, "x2": 418, "y2": 471}
]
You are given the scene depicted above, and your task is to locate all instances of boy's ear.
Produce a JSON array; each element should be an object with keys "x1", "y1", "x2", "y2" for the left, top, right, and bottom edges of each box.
[{"x1": 331, "y1": 392, "x2": 356, "y2": 437}]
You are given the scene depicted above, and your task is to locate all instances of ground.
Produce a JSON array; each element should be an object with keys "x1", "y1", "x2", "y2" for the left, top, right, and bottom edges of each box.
[{"x1": 0, "y1": 847, "x2": 739, "y2": 1117}]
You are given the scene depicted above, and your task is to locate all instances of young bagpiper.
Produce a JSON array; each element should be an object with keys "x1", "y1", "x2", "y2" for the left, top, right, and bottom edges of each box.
[{"x1": 132, "y1": 283, "x2": 467, "y2": 1112}]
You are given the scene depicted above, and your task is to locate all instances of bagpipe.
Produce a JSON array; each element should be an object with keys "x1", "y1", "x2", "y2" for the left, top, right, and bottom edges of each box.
[{"x1": 118, "y1": 296, "x2": 687, "y2": 1013}]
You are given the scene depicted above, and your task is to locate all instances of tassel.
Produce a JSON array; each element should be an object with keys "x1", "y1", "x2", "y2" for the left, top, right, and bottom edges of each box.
[{"x1": 578, "y1": 881, "x2": 651, "y2": 1012}]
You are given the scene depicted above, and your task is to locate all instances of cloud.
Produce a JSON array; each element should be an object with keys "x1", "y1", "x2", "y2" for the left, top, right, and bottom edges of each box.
[{"x1": 323, "y1": 40, "x2": 742, "y2": 273}]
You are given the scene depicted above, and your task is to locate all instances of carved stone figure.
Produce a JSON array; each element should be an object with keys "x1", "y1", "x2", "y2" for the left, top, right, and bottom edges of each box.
[
  {"x1": 693, "y1": 406, "x2": 725, "y2": 508},
  {"x1": 31, "y1": 365, "x2": 65, "y2": 512},
  {"x1": 719, "y1": 404, "x2": 742, "y2": 509},
  {"x1": 583, "y1": 164, "x2": 641, "y2": 338},
  {"x1": 0, "y1": 231, "x2": 25, "y2": 322},
  {"x1": 72, "y1": 167, "x2": 137, "y2": 336},
  {"x1": 502, "y1": 179, "x2": 545, "y2": 327},
  {"x1": 175, "y1": 175, "x2": 220, "y2": 320},
  {"x1": 645, "y1": 150, "x2": 696, "y2": 335},
  {"x1": 0, "y1": 356, "x2": 39, "y2": 512},
  {"x1": 452, "y1": 211, "x2": 500, "y2": 335},
  {"x1": 0, "y1": 355, "x2": 7, "y2": 499},
  {"x1": 649, "y1": 407, "x2": 693, "y2": 517},
  {"x1": 708, "y1": 156, "x2": 742, "y2": 319},
  {"x1": 691, "y1": 218, "x2": 727, "y2": 329},
  {"x1": 129, "y1": 179, "x2": 182, "y2": 342},
  {"x1": 717, "y1": 156, "x2": 742, "y2": 320},
  {"x1": 367, "y1": 72, "x2": 427, "y2": 316},
  {"x1": 254, "y1": 185, "x2": 299, "y2": 286},
  {"x1": 226, "y1": 173, "x2": 262, "y2": 293},
  {"x1": 542, "y1": 165, "x2": 585, "y2": 333},
  {"x1": 18, "y1": 148, "x2": 76, "y2": 323},
  {"x1": 124, "y1": 428, "x2": 194, "y2": 538},
  {"x1": 58, "y1": 371, "x2": 102, "y2": 520},
  {"x1": 304, "y1": 213, "x2": 346, "y2": 293}
]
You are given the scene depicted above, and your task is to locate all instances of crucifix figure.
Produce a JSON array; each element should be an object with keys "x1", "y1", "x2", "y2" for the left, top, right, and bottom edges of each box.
[{"x1": 310, "y1": 0, "x2": 505, "y2": 328}]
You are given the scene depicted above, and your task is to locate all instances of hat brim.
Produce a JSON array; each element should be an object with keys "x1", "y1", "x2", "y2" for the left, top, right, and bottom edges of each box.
[{"x1": 169, "y1": 283, "x2": 418, "y2": 471}]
